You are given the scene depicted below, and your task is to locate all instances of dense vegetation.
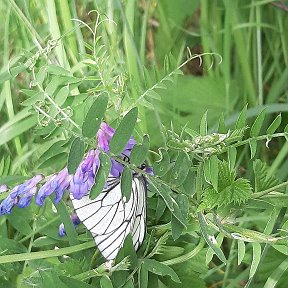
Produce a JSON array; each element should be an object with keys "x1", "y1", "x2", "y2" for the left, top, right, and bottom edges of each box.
[{"x1": 0, "y1": 1, "x2": 288, "y2": 287}]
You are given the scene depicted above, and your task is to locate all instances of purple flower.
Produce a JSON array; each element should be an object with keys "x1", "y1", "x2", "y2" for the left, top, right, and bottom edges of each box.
[
  {"x1": 0, "y1": 122, "x2": 149, "y2": 216},
  {"x1": 36, "y1": 168, "x2": 71, "y2": 206},
  {"x1": 97, "y1": 122, "x2": 136, "y2": 154},
  {"x1": 145, "y1": 166, "x2": 154, "y2": 175},
  {"x1": 97, "y1": 122, "x2": 137, "y2": 177},
  {"x1": 58, "y1": 213, "x2": 81, "y2": 237},
  {"x1": 69, "y1": 150, "x2": 99, "y2": 199},
  {"x1": 0, "y1": 185, "x2": 8, "y2": 193},
  {"x1": 97, "y1": 122, "x2": 115, "y2": 152},
  {"x1": 0, "y1": 196, "x2": 17, "y2": 215},
  {"x1": 18, "y1": 187, "x2": 38, "y2": 208},
  {"x1": 0, "y1": 175, "x2": 43, "y2": 215}
]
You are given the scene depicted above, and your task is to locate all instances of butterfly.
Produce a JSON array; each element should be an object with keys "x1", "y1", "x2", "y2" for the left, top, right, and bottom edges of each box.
[{"x1": 70, "y1": 172, "x2": 147, "y2": 260}]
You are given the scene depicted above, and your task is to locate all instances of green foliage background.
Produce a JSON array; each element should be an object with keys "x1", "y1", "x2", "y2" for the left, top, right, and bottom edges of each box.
[{"x1": 0, "y1": 0, "x2": 288, "y2": 287}]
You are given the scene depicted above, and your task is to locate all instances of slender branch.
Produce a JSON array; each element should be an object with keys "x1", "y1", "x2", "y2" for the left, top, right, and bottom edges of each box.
[
  {"x1": 161, "y1": 238, "x2": 205, "y2": 266},
  {"x1": 252, "y1": 181, "x2": 288, "y2": 199},
  {"x1": 32, "y1": 69, "x2": 81, "y2": 132},
  {"x1": 0, "y1": 241, "x2": 95, "y2": 264},
  {"x1": 135, "y1": 52, "x2": 222, "y2": 106}
]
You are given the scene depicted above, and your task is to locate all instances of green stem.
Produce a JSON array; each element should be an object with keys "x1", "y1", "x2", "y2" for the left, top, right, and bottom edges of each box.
[
  {"x1": 252, "y1": 181, "x2": 288, "y2": 199},
  {"x1": 196, "y1": 162, "x2": 203, "y2": 202},
  {"x1": 0, "y1": 241, "x2": 95, "y2": 264},
  {"x1": 161, "y1": 238, "x2": 205, "y2": 266}
]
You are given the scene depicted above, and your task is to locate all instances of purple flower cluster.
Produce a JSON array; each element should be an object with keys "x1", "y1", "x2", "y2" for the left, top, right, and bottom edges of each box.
[
  {"x1": 0, "y1": 122, "x2": 141, "y2": 216},
  {"x1": 70, "y1": 149, "x2": 99, "y2": 199},
  {"x1": 0, "y1": 175, "x2": 43, "y2": 215},
  {"x1": 36, "y1": 168, "x2": 72, "y2": 206},
  {"x1": 97, "y1": 122, "x2": 136, "y2": 177}
]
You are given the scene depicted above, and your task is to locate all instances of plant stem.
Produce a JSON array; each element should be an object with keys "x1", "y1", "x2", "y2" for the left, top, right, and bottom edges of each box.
[
  {"x1": 0, "y1": 241, "x2": 95, "y2": 264},
  {"x1": 253, "y1": 181, "x2": 288, "y2": 199},
  {"x1": 161, "y1": 238, "x2": 205, "y2": 266}
]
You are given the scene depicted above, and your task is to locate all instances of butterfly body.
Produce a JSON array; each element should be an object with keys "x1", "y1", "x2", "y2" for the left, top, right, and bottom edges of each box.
[{"x1": 71, "y1": 174, "x2": 146, "y2": 260}]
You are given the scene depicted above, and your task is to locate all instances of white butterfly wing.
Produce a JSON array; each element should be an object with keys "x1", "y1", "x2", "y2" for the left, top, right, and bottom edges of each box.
[
  {"x1": 71, "y1": 175, "x2": 146, "y2": 260},
  {"x1": 131, "y1": 177, "x2": 146, "y2": 251}
]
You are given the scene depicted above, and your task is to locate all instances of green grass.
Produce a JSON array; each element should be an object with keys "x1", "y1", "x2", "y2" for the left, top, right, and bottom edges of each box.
[{"x1": 1, "y1": 0, "x2": 288, "y2": 287}]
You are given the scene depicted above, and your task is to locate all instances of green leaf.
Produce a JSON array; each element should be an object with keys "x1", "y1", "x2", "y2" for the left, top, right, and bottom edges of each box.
[
  {"x1": 0, "y1": 176, "x2": 28, "y2": 187},
  {"x1": 171, "y1": 215, "x2": 184, "y2": 241},
  {"x1": 146, "y1": 90, "x2": 161, "y2": 100},
  {"x1": 67, "y1": 137, "x2": 85, "y2": 174},
  {"x1": 161, "y1": 246, "x2": 185, "y2": 260},
  {"x1": 55, "y1": 86, "x2": 69, "y2": 106},
  {"x1": 38, "y1": 152, "x2": 67, "y2": 170},
  {"x1": 219, "y1": 178, "x2": 252, "y2": 206},
  {"x1": 0, "y1": 64, "x2": 27, "y2": 84},
  {"x1": 45, "y1": 76, "x2": 64, "y2": 95},
  {"x1": 210, "y1": 155, "x2": 218, "y2": 191},
  {"x1": 218, "y1": 113, "x2": 227, "y2": 133},
  {"x1": 235, "y1": 105, "x2": 247, "y2": 130},
  {"x1": 249, "y1": 139, "x2": 257, "y2": 159},
  {"x1": 155, "y1": 197, "x2": 166, "y2": 221},
  {"x1": 139, "y1": 265, "x2": 148, "y2": 288},
  {"x1": 172, "y1": 202, "x2": 187, "y2": 228},
  {"x1": 200, "y1": 111, "x2": 208, "y2": 136},
  {"x1": 0, "y1": 115, "x2": 37, "y2": 146},
  {"x1": 0, "y1": 238, "x2": 27, "y2": 253},
  {"x1": 109, "y1": 107, "x2": 138, "y2": 155},
  {"x1": 39, "y1": 140, "x2": 67, "y2": 164},
  {"x1": 143, "y1": 259, "x2": 180, "y2": 283},
  {"x1": 47, "y1": 64, "x2": 70, "y2": 76},
  {"x1": 115, "y1": 235, "x2": 137, "y2": 268},
  {"x1": 55, "y1": 200, "x2": 79, "y2": 246},
  {"x1": 21, "y1": 91, "x2": 45, "y2": 106},
  {"x1": 204, "y1": 156, "x2": 218, "y2": 191},
  {"x1": 33, "y1": 236, "x2": 58, "y2": 247},
  {"x1": 40, "y1": 271, "x2": 68, "y2": 288},
  {"x1": 0, "y1": 156, "x2": 10, "y2": 177},
  {"x1": 100, "y1": 276, "x2": 114, "y2": 288},
  {"x1": 35, "y1": 66, "x2": 47, "y2": 86},
  {"x1": 170, "y1": 151, "x2": 190, "y2": 186},
  {"x1": 250, "y1": 109, "x2": 266, "y2": 137},
  {"x1": 82, "y1": 94, "x2": 108, "y2": 138},
  {"x1": 121, "y1": 167, "x2": 133, "y2": 201},
  {"x1": 148, "y1": 179, "x2": 174, "y2": 212},
  {"x1": 7, "y1": 208, "x2": 32, "y2": 236},
  {"x1": 218, "y1": 161, "x2": 236, "y2": 190},
  {"x1": 111, "y1": 271, "x2": 128, "y2": 288},
  {"x1": 228, "y1": 146, "x2": 237, "y2": 170},
  {"x1": 130, "y1": 134, "x2": 150, "y2": 166},
  {"x1": 204, "y1": 159, "x2": 211, "y2": 184},
  {"x1": 90, "y1": 152, "x2": 111, "y2": 200},
  {"x1": 253, "y1": 159, "x2": 279, "y2": 192},
  {"x1": 237, "y1": 240, "x2": 246, "y2": 265},
  {"x1": 122, "y1": 279, "x2": 134, "y2": 288},
  {"x1": 267, "y1": 113, "x2": 281, "y2": 135},
  {"x1": 153, "y1": 148, "x2": 170, "y2": 177},
  {"x1": 263, "y1": 257, "x2": 288, "y2": 288},
  {"x1": 198, "y1": 212, "x2": 226, "y2": 264},
  {"x1": 249, "y1": 242, "x2": 261, "y2": 279},
  {"x1": 206, "y1": 233, "x2": 224, "y2": 265},
  {"x1": 182, "y1": 170, "x2": 196, "y2": 196},
  {"x1": 172, "y1": 194, "x2": 188, "y2": 228},
  {"x1": 200, "y1": 161, "x2": 252, "y2": 210}
]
